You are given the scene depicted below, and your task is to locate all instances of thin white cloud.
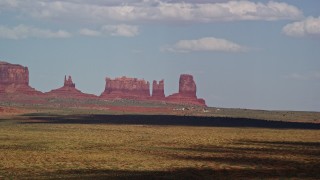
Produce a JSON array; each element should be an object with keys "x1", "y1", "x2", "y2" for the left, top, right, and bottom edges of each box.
[
  {"x1": 0, "y1": 0, "x2": 18, "y2": 8},
  {"x1": 164, "y1": 37, "x2": 248, "y2": 53},
  {"x1": 283, "y1": 16, "x2": 320, "y2": 37},
  {"x1": 79, "y1": 24, "x2": 139, "y2": 37},
  {"x1": 284, "y1": 73, "x2": 307, "y2": 80},
  {"x1": 0, "y1": 24, "x2": 71, "y2": 39},
  {"x1": 79, "y1": 28, "x2": 101, "y2": 37},
  {"x1": 0, "y1": 0, "x2": 303, "y2": 24},
  {"x1": 285, "y1": 71, "x2": 320, "y2": 80},
  {"x1": 102, "y1": 24, "x2": 139, "y2": 37}
]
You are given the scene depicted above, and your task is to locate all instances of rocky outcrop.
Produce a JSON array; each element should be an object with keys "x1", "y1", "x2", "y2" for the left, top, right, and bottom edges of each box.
[
  {"x1": 100, "y1": 75, "x2": 206, "y2": 106},
  {"x1": 0, "y1": 61, "x2": 41, "y2": 95},
  {"x1": 101, "y1": 76, "x2": 150, "y2": 100},
  {"x1": 1, "y1": 61, "x2": 208, "y2": 106},
  {"x1": 151, "y1": 80, "x2": 165, "y2": 100},
  {"x1": 167, "y1": 74, "x2": 206, "y2": 106},
  {"x1": 45, "y1": 75, "x2": 96, "y2": 98},
  {"x1": 64, "y1": 75, "x2": 75, "y2": 88},
  {"x1": 179, "y1": 74, "x2": 197, "y2": 97}
]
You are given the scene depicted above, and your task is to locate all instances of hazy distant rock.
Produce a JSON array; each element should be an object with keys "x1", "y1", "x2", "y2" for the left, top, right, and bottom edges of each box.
[
  {"x1": 1, "y1": 61, "x2": 207, "y2": 106},
  {"x1": 100, "y1": 76, "x2": 150, "y2": 100},
  {"x1": 0, "y1": 61, "x2": 42, "y2": 95}
]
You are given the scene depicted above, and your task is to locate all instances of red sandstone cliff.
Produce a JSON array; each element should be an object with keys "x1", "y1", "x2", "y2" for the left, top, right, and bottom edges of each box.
[
  {"x1": 179, "y1": 74, "x2": 197, "y2": 97},
  {"x1": 45, "y1": 75, "x2": 96, "y2": 98},
  {"x1": 1, "y1": 61, "x2": 207, "y2": 106},
  {"x1": 64, "y1": 75, "x2": 75, "y2": 88},
  {"x1": 167, "y1": 74, "x2": 206, "y2": 106},
  {"x1": 151, "y1": 80, "x2": 165, "y2": 100},
  {"x1": 101, "y1": 75, "x2": 206, "y2": 106},
  {"x1": 0, "y1": 61, "x2": 41, "y2": 95},
  {"x1": 100, "y1": 76, "x2": 150, "y2": 100}
]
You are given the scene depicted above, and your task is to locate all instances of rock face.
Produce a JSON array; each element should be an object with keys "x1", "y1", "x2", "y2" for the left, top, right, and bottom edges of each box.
[
  {"x1": 64, "y1": 75, "x2": 75, "y2": 88},
  {"x1": 151, "y1": 80, "x2": 165, "y2": 100},
  {"x1": 0, "y1": 61, "x2": 41, "y2": 95},
  {"x1": 1, "y1": 61, "x2": 207, "y2": 106},
  {"x1": 46, "y1": 75, "x2": 96, "y2": 98},
  {"x1": 101, "y1": 76, "x2": 150, "y2": 99},
  {"x1": 179, "y1": 74, "x2": 197, "y2": 97},
  {"x1": 101, "y1": 75, "x2": 206, "y2": 106},
  {"x1": 167, "y1": 74, "x2": 206, "y2": 106}
]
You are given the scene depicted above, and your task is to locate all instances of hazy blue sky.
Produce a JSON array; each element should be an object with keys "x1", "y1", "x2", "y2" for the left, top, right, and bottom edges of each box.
[{"x1": 0, "y1": 0, "x2": 320, "y2": 111}]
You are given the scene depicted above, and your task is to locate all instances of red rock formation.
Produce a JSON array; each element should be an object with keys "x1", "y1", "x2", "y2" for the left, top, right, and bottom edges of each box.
[
  {"x1": 1, "y1": 61, "x2": 208, "y2": 107},
  {"x1": 64, "y1": 75, "x2": 75, "y2": 88},
  {"x1": 151, "y1": 80, "x2": 165, "y2": 100},
  {"x1": 167, "y1": 74, "x2": 206, "y2": 106},
  {"x1": 45, "y1": 75, "x2": 96, "y2": 98},
  {"x1": 0, "y1": 61, "x2": 41, "y2": 95},
  {"x1": 179, "y1": 74, "x2": 197, "y2": 97},
  {"x1": 100, "y1": 76, "x2": 150, "y2": 100}
]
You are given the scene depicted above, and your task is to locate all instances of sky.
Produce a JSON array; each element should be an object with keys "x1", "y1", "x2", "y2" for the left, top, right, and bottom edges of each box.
[{"x1": 0, "y1": 0, "x2": 320, "y2": 111}]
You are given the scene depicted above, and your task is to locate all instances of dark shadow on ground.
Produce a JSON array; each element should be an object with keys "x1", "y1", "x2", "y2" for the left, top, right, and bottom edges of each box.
[
  {"x1": 21, "y1": 113, "x2": 320, "y2": 129},
  {"x1": 22, "y1": 167, "x2": 320, "y2": 179},
  {"x1": 235, "y1": 140, "x2": 320, "y2": 147},
  {"x1": 161, "y1": 141, "x2": 320, "y2": 157},
  {"x1": 147, "y1": 140, "x2": 320, "y2": 179}
]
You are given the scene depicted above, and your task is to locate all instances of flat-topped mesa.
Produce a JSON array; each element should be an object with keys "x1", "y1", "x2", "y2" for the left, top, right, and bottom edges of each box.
[
  {"x1": 101, "y1": 76, "x2": 150, "y2": 100},
  {"x1": 0, "y1": 61, "x2": 41, "y2": 95},
  {"x1": 45, "y1": 75, "x2": 96, "y2": 98},
  {"x1": 167, "y1": 74, "x2": 206, "y2": 106},
  {"x1": 151, "y1": 80, "x2": 165, "y2": 100},
  {"x1": 0, "y1": 61, "x2": 29, "y2": 85}
]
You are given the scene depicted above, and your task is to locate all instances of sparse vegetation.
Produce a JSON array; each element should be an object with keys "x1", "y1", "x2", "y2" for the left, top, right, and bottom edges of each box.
[
  {"x1": 1, "y1": 96, "x2": 320, "y2": 122},
  {"x1": 0, "y1": 111, "x2": 319, "y2": 179}
]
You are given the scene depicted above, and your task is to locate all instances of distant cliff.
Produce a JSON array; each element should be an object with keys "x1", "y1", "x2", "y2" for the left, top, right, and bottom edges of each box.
[
  {"x1": 0, "y1": 61, "x2": 41, "y2": 95},
  {"x1": 101, "y1": 76, "x2": 150, "y2": 100},
  {"x1": 0, "y1": 61, "x2": 206, "y2": 106}
]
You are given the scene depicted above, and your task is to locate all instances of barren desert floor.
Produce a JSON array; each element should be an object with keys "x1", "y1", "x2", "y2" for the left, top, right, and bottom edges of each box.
[{"x1": 1, "y1": 106, "x2": 319, "y2": 179}]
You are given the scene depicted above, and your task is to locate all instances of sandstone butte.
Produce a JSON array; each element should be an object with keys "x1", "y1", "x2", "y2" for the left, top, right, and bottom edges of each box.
[
  {"x1": 151, "y1": 80, "x2": 165, "y2": 100},
  {"x1": 45, "y1": 75, "x2": 97, "y2": 98},
  {"x1": 100, "y1": 76, "x2": 150, "y2": 100},
  {"x1": 166, "y1": 74, "x2": 206, "y2": 106},
  {"x1": 0, "y1": 61, "x2": 206, "y2": 106},
  {"x1": 0, "y1": 61, "x2": 41, "y2": 95}
]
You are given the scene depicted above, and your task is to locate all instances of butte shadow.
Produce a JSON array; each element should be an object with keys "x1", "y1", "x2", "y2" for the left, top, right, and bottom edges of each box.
[{"x1": 20, "y1": 114, "x2": 320, "y2": 130}]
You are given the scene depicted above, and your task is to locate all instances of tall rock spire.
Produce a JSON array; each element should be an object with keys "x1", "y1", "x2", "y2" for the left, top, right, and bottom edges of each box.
[{"x1": 152, "y1": 80, "x2": 165, "y2": 100}]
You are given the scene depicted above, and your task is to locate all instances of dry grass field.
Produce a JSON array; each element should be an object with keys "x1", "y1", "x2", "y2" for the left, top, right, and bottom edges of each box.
[{"x1": 0, "y1": 111, "x2": 320, "y2": 179}]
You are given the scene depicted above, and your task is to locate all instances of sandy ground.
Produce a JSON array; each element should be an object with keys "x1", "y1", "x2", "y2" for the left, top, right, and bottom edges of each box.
[{"x1": 0, "y1": 106, "x2": 32, "y2": 116}]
